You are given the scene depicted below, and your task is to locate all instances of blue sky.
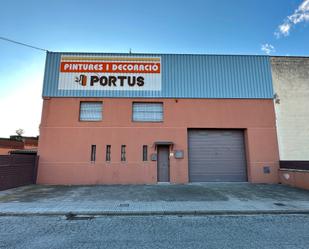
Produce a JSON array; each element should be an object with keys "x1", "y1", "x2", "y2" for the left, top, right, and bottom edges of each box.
[{"x1": 0, "y1": 0, "x2": 309, "y2": 137}]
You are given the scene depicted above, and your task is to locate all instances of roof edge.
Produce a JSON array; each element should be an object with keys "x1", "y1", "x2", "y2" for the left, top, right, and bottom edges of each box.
[
  {"x1": 47, "y1": 51, "x2": 271, "y2": 57},
  {"x1": 47, "y1": 51, "x2": 309, "y2": 58}
]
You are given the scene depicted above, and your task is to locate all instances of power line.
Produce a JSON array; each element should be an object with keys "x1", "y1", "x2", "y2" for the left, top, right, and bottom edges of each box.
[{"x1": 0, "y1": 36, "x2": 49, "y2": 52}]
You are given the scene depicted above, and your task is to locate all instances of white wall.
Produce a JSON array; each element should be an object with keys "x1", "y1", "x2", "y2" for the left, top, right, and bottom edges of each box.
[{"x1": 271, "y1": 57, "x2": 309, "y2": 160}]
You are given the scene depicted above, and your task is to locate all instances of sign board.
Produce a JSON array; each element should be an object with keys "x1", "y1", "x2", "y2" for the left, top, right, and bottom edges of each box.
[{"x1": 58, "y1": 56, "x2": 161, "y2": 91}]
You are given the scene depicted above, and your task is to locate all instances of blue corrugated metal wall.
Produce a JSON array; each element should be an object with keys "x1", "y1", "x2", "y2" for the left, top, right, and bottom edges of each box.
[{"x1": 42, "y1": 52, "x2": 274, "y2": 99}]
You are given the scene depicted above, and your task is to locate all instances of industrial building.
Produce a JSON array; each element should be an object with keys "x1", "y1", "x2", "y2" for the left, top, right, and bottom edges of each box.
[{"x1": 37, "y1": 52, "x2": 308, "y2": 185}]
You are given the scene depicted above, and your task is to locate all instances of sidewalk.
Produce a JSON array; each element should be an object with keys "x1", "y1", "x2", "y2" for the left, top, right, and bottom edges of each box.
[{"x1": 1, "y1": 183, "x2": 309, "y2": 216}]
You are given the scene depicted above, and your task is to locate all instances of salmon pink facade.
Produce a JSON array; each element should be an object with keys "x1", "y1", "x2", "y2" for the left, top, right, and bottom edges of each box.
[{"x1": 38, "y1": 98, "x2": 279, "y2": 184}]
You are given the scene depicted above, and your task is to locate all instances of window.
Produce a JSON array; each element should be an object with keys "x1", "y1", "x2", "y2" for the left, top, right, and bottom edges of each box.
[
  {"x1": 106, "y1": 145, "x2": 111, "y2": 161},
  {"x1": 80, "y1": 102, "x2": 102, "y2": 121},
  {"x1": 121, "y1": 145, "x2": 126, "y2": 161},
  {"x1": 91, "y1": 145, "x2": 96, "y2": 162},
  {"x1": 132, "y1": 102, "x2": 163, "y2": 122},
  {"x1": 143, "y1": 145, "x2": 148, "y2": 161}
]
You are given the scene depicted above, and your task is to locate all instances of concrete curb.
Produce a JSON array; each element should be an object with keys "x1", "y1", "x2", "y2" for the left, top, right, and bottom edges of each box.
[{"x1": 1, "y1": 210, "x2": 309, "y2": 217}]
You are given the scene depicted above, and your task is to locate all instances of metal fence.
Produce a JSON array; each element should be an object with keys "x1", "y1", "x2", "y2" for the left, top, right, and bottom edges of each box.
[{"x1": 0, "y1": 154, "x2": 39, "y2": 191}]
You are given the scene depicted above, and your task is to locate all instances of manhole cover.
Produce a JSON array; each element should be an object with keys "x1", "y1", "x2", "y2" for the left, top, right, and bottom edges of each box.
[
  {"x1": 65, "y1": 213, "x2": 94, "y2": 220},
  {"x1": 119, "y1": 203, "x2": 130, "y2": 207},
  {"x1": 274, "y1": 202, "x2": 286, "y2": 207}
]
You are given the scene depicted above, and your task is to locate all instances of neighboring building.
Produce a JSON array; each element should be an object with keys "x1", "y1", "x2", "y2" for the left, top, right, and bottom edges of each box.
[
  {"x1": 0, "y1": 136, "x2": 38, "y2": 155},
  {"x1": 23, "y1": 137, "x2": 39, "y2": 150},
  {"x1": 37, "y1": 52, "x2": 280, "y2": 185},
  {"x1": 271, "y1": 56, "x2": 309, "y2": 190},
  {"x1": 0, "y1": 138, "x2": 24, "y2": 155},
  {"x1": 271, "y1": 57, "x2": 309, "y2": 160}
]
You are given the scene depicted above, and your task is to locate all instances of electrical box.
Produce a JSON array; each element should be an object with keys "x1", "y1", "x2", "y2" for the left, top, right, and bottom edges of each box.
[
  {"x1": 263, "y1": 166, "x2": 271, "y2": 174},
  {"x1": 174, "y1": 150, "x2": 184, "y2": 159},
  {"x1": 151, "y1": 153, "x2": 157, "y2": 161}
]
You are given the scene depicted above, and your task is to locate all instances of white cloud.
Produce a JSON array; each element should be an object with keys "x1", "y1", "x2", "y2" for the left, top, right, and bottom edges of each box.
[
  {"x1": 275, "y1": 0, "x2": 309, "y2": 38},
  {"x1": 261, "y1": 43, "x2": 275, "y2": 54}
]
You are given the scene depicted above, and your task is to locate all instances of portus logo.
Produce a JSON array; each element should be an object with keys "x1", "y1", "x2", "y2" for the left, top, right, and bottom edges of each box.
[{"x1": 75, "y1": 74, "x2": 87, "y2": 86}]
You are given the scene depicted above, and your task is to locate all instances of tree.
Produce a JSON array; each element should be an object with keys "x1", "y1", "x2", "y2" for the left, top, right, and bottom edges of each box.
[{"x1": 15, "y1": 129, "x2": 24, "y2": 137}]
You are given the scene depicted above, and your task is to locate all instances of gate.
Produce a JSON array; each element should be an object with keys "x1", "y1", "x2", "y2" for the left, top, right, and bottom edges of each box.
[{"x1": 0, "y1": 154, "x2": 39, "y2": 190}]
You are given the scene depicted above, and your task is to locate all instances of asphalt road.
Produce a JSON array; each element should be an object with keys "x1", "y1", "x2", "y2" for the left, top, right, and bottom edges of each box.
[{"x1": 1, "y1": 215, "x2": 309, "y2": 249}]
